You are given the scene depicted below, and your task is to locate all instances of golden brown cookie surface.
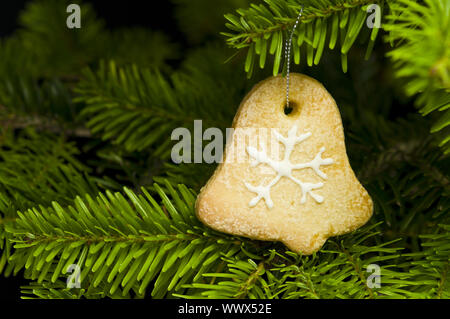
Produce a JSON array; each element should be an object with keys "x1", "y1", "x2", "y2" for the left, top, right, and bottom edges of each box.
[{"x1": 196, "y1": 73, "x2": 373, "y2": 254}]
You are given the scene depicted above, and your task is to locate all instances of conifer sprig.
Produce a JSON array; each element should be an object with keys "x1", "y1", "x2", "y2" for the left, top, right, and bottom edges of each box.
[
  {"x1": 175, "y1": 223, "x2": 440, "y2": 299},
  {"x1": 384, "y1": 0, "x2": 450, "y2": 153},
  {"x1": 6, "y1": 181, "x2": 243, "y2": 298},
  {"x1": 0, "y1": 129, "x2": 105, "y2": 276},
  {"x1": 223, "y1": 0, "x2": 385, "y2": 75},
  {"x1": 74, "y1": 56, "x2": 245, "y2": 155}
]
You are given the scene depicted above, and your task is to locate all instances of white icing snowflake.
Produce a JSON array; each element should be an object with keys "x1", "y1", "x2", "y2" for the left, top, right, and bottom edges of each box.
[{"x1": 244, "y1": 125, "x2": 334, "y2": 209}]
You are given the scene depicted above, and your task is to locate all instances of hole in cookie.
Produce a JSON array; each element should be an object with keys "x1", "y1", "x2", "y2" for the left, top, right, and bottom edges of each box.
[{"x1": 283, "y1": 101, "x2": 299, "y2": 116}]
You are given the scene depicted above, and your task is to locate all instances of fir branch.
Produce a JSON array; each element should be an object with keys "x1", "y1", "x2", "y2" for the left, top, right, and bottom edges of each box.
[
  {"x1": 176, "y1": 257, "x2": 271, "y2": 299},
  {"x1": 5, "y1": 181, "x2": 244, "y2": 298},
  {"x1": 223, "y1": 0, "x2": 386, "y2": 75},
  {"x1": 0, "y1": 0, "x2": 179, "y2": 126},
  {"x1": 177, "y1": 223, "x2": 429, "y2": 299},
  {"x1": 0, "y1": 75, "x2": 79, "y2": 123},
  {"x1": 346, "y1": 115, "x2": 450, "y2": 248},
  {"x1": 74, "y1": 49, "x2": 244, "y2": 155},
  {"x1": 404, "y1": 224, "x2": 450, "y2": 298},
  {"x1": 0, "y1": 128, "x2": 100, "y2": 207},
  {"x1": 384, "y1": 0, "x2": 450, "y2": 153},
  {"x1": 273, "y1": 225, "x2": 418, "y2": 299},
  {"x1": 0, "y1": 128, "x2": 105, "y2": 276},
  {"x1": 75, "y1": 60, "x2": 216, "y2": 154}
]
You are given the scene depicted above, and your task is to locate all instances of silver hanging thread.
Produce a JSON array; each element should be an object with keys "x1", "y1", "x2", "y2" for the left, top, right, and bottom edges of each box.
[{"x1": 285, "y1": 5, "x2": 304, "y2": 111}]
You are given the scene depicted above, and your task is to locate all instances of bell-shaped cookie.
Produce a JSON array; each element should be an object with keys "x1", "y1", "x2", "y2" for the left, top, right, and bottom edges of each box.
[{"x1": 196, "y1": 73, "x2": 373, "y2": 254}]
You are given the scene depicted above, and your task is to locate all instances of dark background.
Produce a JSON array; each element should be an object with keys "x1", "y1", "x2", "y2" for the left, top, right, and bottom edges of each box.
[
  {"x1": 1, "y1": 1, "x2": 183, "y2": 40},
  {"x1": 0, "y1": 0, "x2": 184, "y2": 300}
]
